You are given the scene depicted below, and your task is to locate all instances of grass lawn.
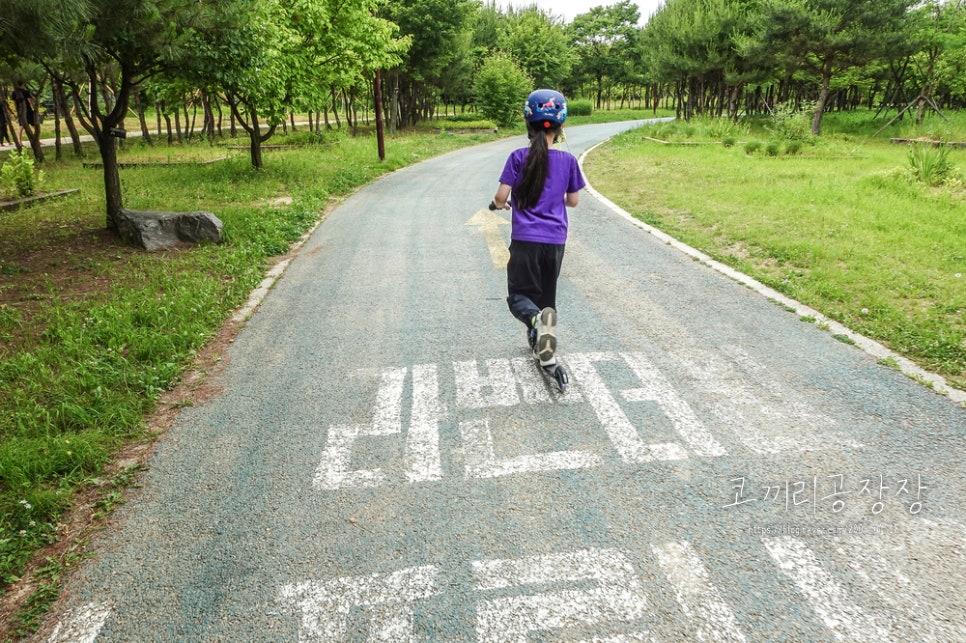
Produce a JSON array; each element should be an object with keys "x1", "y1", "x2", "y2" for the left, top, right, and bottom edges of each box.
[{"x1": 584, "y1": 109, "x2": 966, "y2": 393}]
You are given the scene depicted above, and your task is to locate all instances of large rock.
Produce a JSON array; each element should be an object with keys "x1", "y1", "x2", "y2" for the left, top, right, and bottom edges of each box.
[{"x1": 117, "y1": 209, "x2": 223, "y2": 251}]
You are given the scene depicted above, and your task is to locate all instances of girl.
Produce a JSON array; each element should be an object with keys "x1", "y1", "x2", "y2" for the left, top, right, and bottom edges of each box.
[{"x1": 490, "y1": 89, "x2": 586, "y2": 390}]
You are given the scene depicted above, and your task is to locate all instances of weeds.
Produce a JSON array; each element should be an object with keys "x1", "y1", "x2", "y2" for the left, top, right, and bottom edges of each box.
[
  {"x1": 1, "y1": 150, "x2": 44, "y2": 198},
  {"x1": 906, "y1": 143, "x2": 955, "y2": 186},
  {"x1": 769, "y1": 101, "x2": 816, "y2": 141}
]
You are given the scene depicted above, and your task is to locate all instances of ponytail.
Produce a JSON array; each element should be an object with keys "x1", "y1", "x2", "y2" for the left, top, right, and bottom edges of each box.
[{"x1": 514, "y1": 121, "x2": 558, "y2": 210}]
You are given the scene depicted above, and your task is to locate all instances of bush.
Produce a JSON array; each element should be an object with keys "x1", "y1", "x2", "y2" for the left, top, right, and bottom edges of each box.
[
  {"x1": 744, "y1": 140, "x2": 762, "y2": 155},
  {"x1": 1, "y1": 151, "x2": 44, "y2": 198},
  {"x1": 785, "y1": 140, "x2": 803, "y2": 155},
  {"x1": 907, "y1": 143, "x2": 955, "y2": 186},
  {"x1": 765, "y1": 141, "x2": 781, "y2": 156},
  {"x1": 569, "y1": 99, "x2": 593, "y2": 117},
  {"x1": 473, "y1": 53, "x2": 532, "y2": 128},
  {"x1": 770, "y1": 102, "x2": 814, "y2": 141},
  {"x1": 722, "y1": 136, "x2": 736, "y2": 148}
]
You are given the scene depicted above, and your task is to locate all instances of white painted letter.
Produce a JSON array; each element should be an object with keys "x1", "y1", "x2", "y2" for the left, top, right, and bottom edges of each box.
[
  {"x1": 565, "y1": 353, "x2": 687, "y2": 462},
  {"x1": 454, "y1": 359, "x2": 520, "y2": 409},
  {"x1": 279, "y1": 565, "x2": 438, "y2": 642},
  {"x1": 473, "y1": 548, "x2": 651, "y2": 642},
  {"x1": 314, "y1": 367, "x2": 407, "y2": 490}
]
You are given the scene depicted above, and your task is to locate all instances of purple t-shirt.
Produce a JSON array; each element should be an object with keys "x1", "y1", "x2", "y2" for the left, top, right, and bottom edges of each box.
[{"x1": 499, "y1": 147, "x2": 586, "y2": 245}]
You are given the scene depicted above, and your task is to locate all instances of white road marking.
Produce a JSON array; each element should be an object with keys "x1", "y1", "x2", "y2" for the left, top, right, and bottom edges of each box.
[
  {"x1": 406, "y1": 363, "x2": 444, "y2": 483},
  {"x1": 275, "y1": 521, "x2": 966, "y2": 641},
  {"x1": 314, "y1": 367, "x2": 407, "y2": 490},
  {"x1": 473, "y1": 548, "x2": 651, "y2": 642},
  {"x1": 314, "y1": 349, "x2": 869, "y2": 490},
  {"x1": 566, "y1": 352, "x2": 688, "y2": 462},
  {"x1": 832, "y1": 518, "x2": 966, "y2": 642},
  {"x1": 621, "y1": 352, "x2": 727, "y2": 457},
  {"x1": 763, "y1": 536, "x2": 894, "y2": 642},
  {"x1": 652, "y1": 541, "x2": 747, "y2": 642},
  {"x1": 45, "y1": 602, "x2": 111, "y2": 643},
  {"x1": 454, "y1": 358, "x2": 521, "y2": 409},
  {"x1": 279, "y1": 565, "x2": 438, "y2": 642},
  {"x1": 510, "y1": 356, "x2": 584, "y2": 404},
  {"x1": 460, "y1": 418, "x2": 600, "y2": 478}
]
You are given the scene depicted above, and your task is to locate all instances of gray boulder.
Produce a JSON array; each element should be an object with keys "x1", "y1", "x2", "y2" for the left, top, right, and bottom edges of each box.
[{"x1": 117, "y1": 209, "x2": 223, "y2": 251}]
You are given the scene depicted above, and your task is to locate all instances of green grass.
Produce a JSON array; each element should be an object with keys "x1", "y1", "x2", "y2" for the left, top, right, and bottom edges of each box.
[
  {"x1": 585, "y1": 109, "x2": 966, "y2": 391},
  {"x1": 0, "y1": 123, "x2": 505, "y2": 634}
]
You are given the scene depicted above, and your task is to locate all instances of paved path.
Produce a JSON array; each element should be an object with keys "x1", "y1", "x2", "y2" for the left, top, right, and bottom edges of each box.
[{"x1": 40, "y1": 122, "x2": 966, "y2": 642}]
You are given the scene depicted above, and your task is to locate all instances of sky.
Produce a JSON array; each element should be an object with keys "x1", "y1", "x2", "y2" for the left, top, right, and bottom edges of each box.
[{"x1": 500, "y1": 0, "x2": 666, "y2": 25}]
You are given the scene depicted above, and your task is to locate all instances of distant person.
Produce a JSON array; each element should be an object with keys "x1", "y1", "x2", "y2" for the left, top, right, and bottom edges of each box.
[
  {"x1": 11, "y1": 81, "x2": 35, "y2": 147},
  {"x1": 490, "y1": 88, "x2": 586, "y2": 391},
  {"x1": 0, "y1": 99, "x2": 11, "y2": 145}
]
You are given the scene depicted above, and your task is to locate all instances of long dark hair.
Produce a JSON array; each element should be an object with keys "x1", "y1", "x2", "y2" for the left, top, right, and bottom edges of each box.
[{"x1": 514, "y1": 120, "x2": 560, "y2": 210}]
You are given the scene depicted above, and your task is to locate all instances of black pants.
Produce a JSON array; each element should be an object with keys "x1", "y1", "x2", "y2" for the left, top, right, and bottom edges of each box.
[{"x1": 506, "y1": 240, "x2": 565, "y2": 327}]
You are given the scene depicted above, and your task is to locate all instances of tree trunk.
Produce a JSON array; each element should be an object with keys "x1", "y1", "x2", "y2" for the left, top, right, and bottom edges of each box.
[
  {"x1": 23, "y1": 120, "x2": 44, "y2": 164},
  {"x1": 249, "y1": 128, "x2": 263, "y2": 168},
  {"x1": 134, "y1": 88, "x2": 153, "y2": 145},
  {"x1": 99, "y1": 133, "x2": 123, "y2": 230},
  {"x1": 164, "y1": 112, "x2": 173, "y2": 144},
  {"x1": 811, "y1": 67, "x2": 832, "y2": 136}
]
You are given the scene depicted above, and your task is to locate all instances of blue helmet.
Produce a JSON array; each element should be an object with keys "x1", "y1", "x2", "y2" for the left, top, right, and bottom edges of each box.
[{"x1": 524, "y1": 89, "x2": 568, "y2": 126}]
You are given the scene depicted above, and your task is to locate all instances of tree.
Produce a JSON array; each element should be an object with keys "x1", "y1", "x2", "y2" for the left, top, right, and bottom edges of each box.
[
  {"x1": 498, "y1": 7, "x2": 573, "y2": 89},
  {"x1": 905, "y1": 1, "x2": 966, "y2": 123},
  {"x1": 180, "y1": 0, "x2": 406, "y2": 168},
  {"x1": 381, "y1": 0, "x2": 477, "y2": 127},
  {"x1": 2, "y1": 0, "x2": 223, "y2": 230},
  {"x1": 569, "y1": 1, "x2": 641, "y2": 108},
  {"x1": 748, "y1": 0, "x2": 917, "y2": 135}
]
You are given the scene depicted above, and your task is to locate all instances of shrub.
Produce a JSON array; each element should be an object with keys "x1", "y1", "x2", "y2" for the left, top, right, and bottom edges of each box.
[
  {"x1": 907, "y1": 143, "x2": 954, "y2": 186},
  {"x1": 569, "y1": 99, "x2": 593, "y2": 117},
  {"x1": 765, "y1": 141, "x2": 781, "y2": 156},
  {"x1": 770, "y1": 101, "x2": 814, "y2": 141},
  {"x1": 785, "y1": 140, "x2": 803, "y2": 155},
  {"x1": 722, "y1": 136, "x2": 736, "y2": 148},
  {"x1": 744, "y1": 140, "x2": 762, "y2": 155},
  {"x1": 473, "y1": 53, "x2": 532, "y2": 128},
  {"x1": 1, "y1": 151, "x2": 44, "y2": 198}
]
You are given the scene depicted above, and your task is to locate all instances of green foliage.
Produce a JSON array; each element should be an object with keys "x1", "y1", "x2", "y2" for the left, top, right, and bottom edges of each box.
[
  {"x1": 906, "y1": 143, "x2": 955, "y2": 186},
  {"x1": 473, "y1": 52, "x2": 533, "y2": 127},
  {"x1": 568, "y1": 0, "x2": 642, "y2": 105},
  {"x1": 744, "y1": 140, "x2": 762, "y2": 154},
  {"x1": 499, "y1": 6, "x2": 572, "y2": 88},
  {"x1": 1, "y1": 151, "x2": 44, "y2": 198},
  {"x1": 765, "y1": 140, "x2": 781, "y2": 156},
  {"x1": 769, "y1": 102, "x2": 815, "y2": 141},
  {"x1": 569, "y1": 99, "x2": 593, "y2": 117}
]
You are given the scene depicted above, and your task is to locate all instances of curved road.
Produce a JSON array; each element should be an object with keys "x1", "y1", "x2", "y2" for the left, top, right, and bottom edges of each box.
[{"x1": 40, "y1": 122, "x2": 966, "y2": 642}]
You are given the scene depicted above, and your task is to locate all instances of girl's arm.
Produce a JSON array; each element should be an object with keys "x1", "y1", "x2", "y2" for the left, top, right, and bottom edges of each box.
[
  {"x1": 565, "y1": 191, "x2": 579, "y2": 207},
  {"x1": 491, "y1": 183, "x2": 512, "y2": 210}
]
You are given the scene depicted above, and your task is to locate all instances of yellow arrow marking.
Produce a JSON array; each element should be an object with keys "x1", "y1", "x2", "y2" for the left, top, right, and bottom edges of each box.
[{"x1": 466, "y1": 208, "x2": 510, "y2": 268}]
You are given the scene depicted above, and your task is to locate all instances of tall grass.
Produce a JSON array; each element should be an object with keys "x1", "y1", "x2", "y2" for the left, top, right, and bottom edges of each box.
[{"x1": 587, "y1": 109, "x2": 966, "y2": 390}]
